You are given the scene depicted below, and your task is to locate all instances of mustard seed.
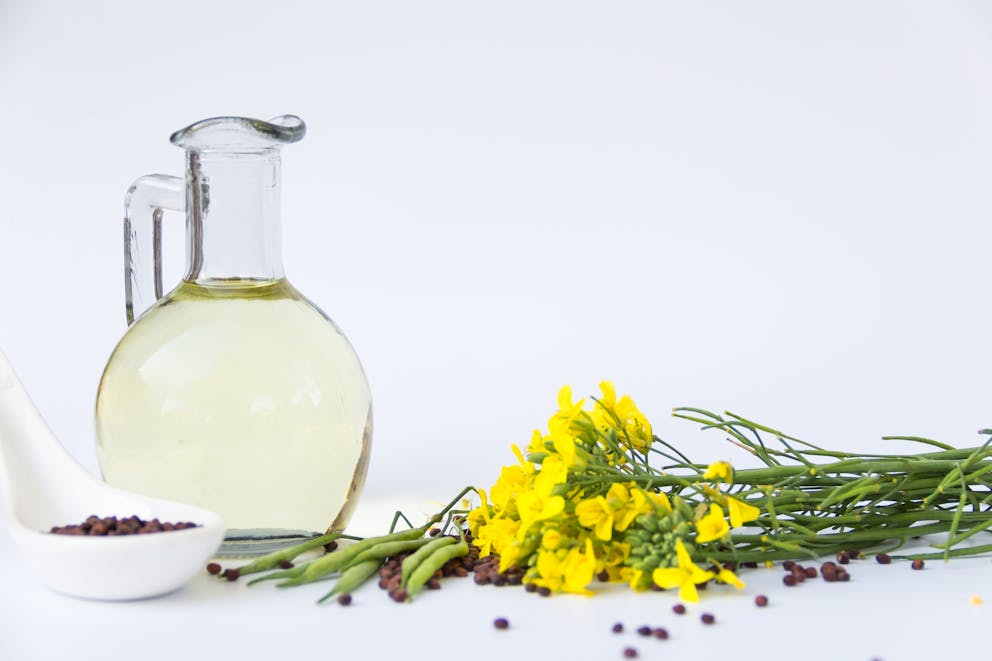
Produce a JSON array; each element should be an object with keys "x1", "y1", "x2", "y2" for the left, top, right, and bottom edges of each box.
[
  {"x1": 206, "y1": 562, "x2": 221, "y2": 575},
  {"x1": 701, "y1": 613, "x2": 715, "y2": 625},
  {"x1": 876, "y1": 553, "x2": 892, "y2": 565},
  {"x1": 673, "y1": 603, "x2": 687, "y2": 615},
  {"x1": 783, "y1": 574, "x2": 797, "y2": 586},
  {"x1": 337, "y1": 593, "x2": 352, "y2": 606},
  {"x1": 612, "y1": 623, "x2": 624, "y2": 633},
  {"x1": 623, "y1": 648, "x2": 638, "y2": 659},
  {"x1": 494, "y1": 617, "x2": 509, "y2": 630},
  {"x1": 652, "y1": 628, "x2": 669, "y2": 640},
  {"x1": 912, "y1": 559, "x2": 925, "y2": 570},
  {"x1": 224, "y1": 568, "x2": 240, "y2": 582},
  {"x1": 636, "y1": 625, "x2": 652, "y2": 636},
  {"x1": 755, "y1": 595, "x2": 769, "y2": 607}
]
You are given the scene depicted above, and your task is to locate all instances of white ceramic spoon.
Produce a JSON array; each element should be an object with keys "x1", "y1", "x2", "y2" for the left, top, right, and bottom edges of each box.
[{"x1": 0, "y1": 350, "x2": 225, "y2": 600}]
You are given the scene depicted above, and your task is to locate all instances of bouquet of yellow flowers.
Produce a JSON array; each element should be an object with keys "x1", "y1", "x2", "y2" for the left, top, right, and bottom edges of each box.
[{"x1": 467, "y1": 383, "x2": 992, "y2": 601}]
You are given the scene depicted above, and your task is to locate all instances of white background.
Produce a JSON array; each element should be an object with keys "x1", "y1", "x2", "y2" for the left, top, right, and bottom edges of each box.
[{"x1": 1, "y1": 2, "x2": 991, "y2": 660}]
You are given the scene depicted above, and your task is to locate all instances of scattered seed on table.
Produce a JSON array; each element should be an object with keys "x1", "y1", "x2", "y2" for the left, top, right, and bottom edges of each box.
[
  {"x1": 623, "y1": 648, "x2": 638, "y2": 659},
  {"x1": 836, "y1": 570, "x2": 850, "y2": 582},
  {"x1": 538, "y1": 587, "x2": 552, "y2": 597},
  {"x1": 324, "y1": 541, "x2": 338, "y2": 553},
  {"x1": 912, "y1": 559, "x2": 925, "y2": 570},
  {"x1": 278, "y1": 559, "x2": 294, "y2": 569},
  {"x1": 673, "y1": 603, "x2": 686, "y2": 615},
  {"x1": 525, "y1": 583, "x2": 537, "y2": 593},
  {"x1": 876, "y1": 553, "x2": 892, "y2": 565},
  {"x1": 803, "y1": 566, "x2": 817, "y2": 578},
  {"x1": 652, "y1": 628, "x2": 669, "y2": 640},
  {"x1": 428, "y1": 527, "x2": 441, "y2": 537},
  {"x1": 755, "y1": 595, "x2": 769, "y2": 607},
  {"x1": 701, "y1": 613, "x2": 715, "y2": 625},
  {"x1": 337, "y1": 593, "x2": 352, "y2": 606},
  {"x1": 494, "y1": 617, "x2": 509, "y2": 630},
  {"x1": 206, "y1": 562, "x2": 221, "y2": 575},
  {"x1": 783, "y1": 575, "x2": 797, "y2": 586},
  {"x1": 636, "y1": 625, "x2": 652, "y2": 636},
  {"x1": 783, "y1": 560, "x2": 796, "y2": 571},
  {"x1": 837, "y1": 551, "x2": 850, "y2": 564},
  {"x1": 224, "y1": 568, "x2": 240, "y2": 581},
  {"x1": 612, "y1": 623, "x2": 624, "y2": 634}
]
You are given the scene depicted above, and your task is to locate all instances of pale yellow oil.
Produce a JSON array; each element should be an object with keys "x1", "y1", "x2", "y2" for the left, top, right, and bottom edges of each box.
[{"x1": 95, "y1": 278, "x2": 371, "y2": 538}]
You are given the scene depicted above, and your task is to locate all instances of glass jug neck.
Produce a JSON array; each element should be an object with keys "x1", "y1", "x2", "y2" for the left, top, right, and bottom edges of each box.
[{"x1": 184, "y1": 150, "x2": 285, "y2": 284}]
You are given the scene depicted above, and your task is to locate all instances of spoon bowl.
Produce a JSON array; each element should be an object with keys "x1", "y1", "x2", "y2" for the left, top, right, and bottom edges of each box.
[{"x1": 0, "y1": 351, "x2": 225, "y2": 600}]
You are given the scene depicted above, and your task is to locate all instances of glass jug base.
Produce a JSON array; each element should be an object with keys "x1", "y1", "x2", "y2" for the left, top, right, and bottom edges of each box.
[{"x1": 216, "y1": 529, "x2": 323, "y2": 557}]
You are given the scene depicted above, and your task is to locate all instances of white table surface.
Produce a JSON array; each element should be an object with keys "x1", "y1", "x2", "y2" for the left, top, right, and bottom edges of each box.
[
  {"x1": 2, "y1": 490, "x2": 990, "y2": 661},
  {"x1": 3, "y1": 2, "x2": 992, "y2": 660}
]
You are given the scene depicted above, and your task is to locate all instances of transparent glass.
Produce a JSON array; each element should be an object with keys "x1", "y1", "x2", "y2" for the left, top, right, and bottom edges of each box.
[{"x1": 95, "y1": 115, "x2": 372, "y2": 552}]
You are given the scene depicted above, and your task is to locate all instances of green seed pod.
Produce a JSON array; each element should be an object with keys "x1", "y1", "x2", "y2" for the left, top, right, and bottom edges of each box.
[
  {"x1": 406, "y1": 540, "x2": 470, "y2": 598},
  {"x1": 349, "y1": 537, "x2": 432, "y2": 566},
  {"x1": 279, "y1": 525, "x2": 429, "y2": 587},
  {"x1": 401, "y1": 536, "x2": 457, "y2": 588},
  {"x1": 236, "y1": 532, "x2": 340, "y2": 577},
  {"x1": 317, "y1": 559, "x2": 381, "y2": 603}
]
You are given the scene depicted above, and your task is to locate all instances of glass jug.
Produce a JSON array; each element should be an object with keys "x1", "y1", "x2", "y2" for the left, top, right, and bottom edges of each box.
[{"x1": 95, "y1": 115, "x2": 372, "y2": 550}]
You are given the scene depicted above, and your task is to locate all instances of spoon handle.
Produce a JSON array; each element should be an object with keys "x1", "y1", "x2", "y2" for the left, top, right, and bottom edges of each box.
[{"x1": 0, "y1": 350, "x2": 91, "y2": 517}]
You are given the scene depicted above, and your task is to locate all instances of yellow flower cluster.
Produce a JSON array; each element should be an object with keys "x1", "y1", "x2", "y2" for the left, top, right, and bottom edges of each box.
[{"x1": 468, "y1": 382, "x2": 763, "y2": 600}]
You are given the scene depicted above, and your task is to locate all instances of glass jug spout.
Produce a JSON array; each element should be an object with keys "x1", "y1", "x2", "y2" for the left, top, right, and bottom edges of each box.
[{"x1": 170, "y1": 115, "x2": 306, "y2": 152}]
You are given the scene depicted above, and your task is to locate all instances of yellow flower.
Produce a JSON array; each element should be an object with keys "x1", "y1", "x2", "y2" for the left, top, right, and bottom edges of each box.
[
  {"x1": 541, "y1": 528, "x2": 562, "y2": 550},
  {"x1": 498, "y1": 539, "x2": 530, "y2": 573},
  {"x1": 590, "y1": 381, "x2": 618, "y2": 429},
  {"x1": 534, "y1": 455, "x2": 569, "y2": 493},
  {"x1": 516, "y1": 489, "x2": 565, "y2": 540},
  {"x1": 527, "y1": 429, "x2": 546, "y2": 455},
  {"x1": 549, "y1": 428, "x2": 584, "y2": 469},
  {"x1": 549, "y1": 385, "x2": 585, "y2": 429},
  {"x1": 694, "y1": 503, "x2": 730, "y2": 544},
  {"x1": 490, "y1": 465, "x2": 527, "y2": 512},
  {"x1": 651, "y1": 539, "x2": 714, "y2": 602},
  {"x1": 714, "y1": 564, "x2": 745, "y2": 590},
  {"x1": 604, "y1": 541, "x2": 631, "y2": 568},
  {"x1": 575, "y1": 483, "x2": 641, "y2": 541},
  {"x1": 621, "y1": 567, "x2": 649, "y2": 591},
  {"x1": 511, "y1": 444, "x2": 535, "y2": 472},
  {"x1": 467, "y1": 489, "x2": 492, "y2": 537},
  {"x1": 533, "y1": 538, "x2": 597, "y2": 595},
  {"x1": 645, "y1": 489, "x2": 673, "y2": 514},
  {"x1": 727, "y1": 496, "x2": 761, "y2": 528},
  {"x1": 615, "y1": 395, "x2": 652, "y2": 452},
  {"x1": 703, "y1": 461, "x2": 733, "y2": 483},
  {"x1": 599, "y1": 381, "x2": 617, "y2": 409},
  {"x1": 473, "y1": 516, "x2": 519, "y2": 557}
]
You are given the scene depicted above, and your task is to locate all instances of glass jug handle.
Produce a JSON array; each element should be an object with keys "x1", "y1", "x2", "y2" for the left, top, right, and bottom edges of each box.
[{"x1": 123, "y1": 175, "x2": 185, "y2": 325}]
